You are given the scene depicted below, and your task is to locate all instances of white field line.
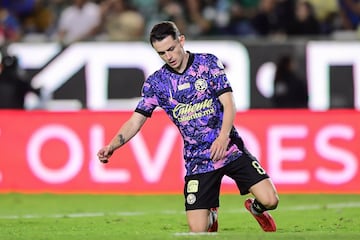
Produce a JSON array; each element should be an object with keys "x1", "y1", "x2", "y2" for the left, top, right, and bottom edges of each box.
[{"x1": 1, "y1": 201, "x2": 360, "y2": 220}]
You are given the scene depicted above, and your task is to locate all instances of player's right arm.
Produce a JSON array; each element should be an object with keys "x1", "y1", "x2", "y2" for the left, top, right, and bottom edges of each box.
[{"x1": 97, "y1": 112, "x2": 147, "y2": 163}]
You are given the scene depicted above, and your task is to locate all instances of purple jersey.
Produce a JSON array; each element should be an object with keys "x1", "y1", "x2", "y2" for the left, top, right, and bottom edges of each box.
[{"x1": 135, "y1": 53, "x2": 243, "y2": 175}]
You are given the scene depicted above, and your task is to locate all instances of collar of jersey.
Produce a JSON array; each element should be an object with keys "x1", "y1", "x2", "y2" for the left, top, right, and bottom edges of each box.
[{"x1": 165, "y1": 51, "x2": 194, "y2": 75}]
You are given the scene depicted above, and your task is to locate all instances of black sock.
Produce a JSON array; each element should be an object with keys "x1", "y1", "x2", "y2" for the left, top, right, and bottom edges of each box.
[{"x1": 252, "y1": 199, "x2": 267, "y2": 214}]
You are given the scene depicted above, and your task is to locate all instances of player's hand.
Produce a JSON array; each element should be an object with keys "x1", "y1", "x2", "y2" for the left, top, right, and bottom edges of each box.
[
  {"x1": 97, "y1": 145, "x2": 114, "y2": 164},
  {"x1": 210, "y1": 136, "x2": 230, "y2": 162}
]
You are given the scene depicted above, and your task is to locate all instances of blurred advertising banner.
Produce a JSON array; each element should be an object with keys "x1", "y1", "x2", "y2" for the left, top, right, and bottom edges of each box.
[
  {"x1": 6, "y1": 41, "x2": 360, "y2": 111},
  {"x1": 0, "y1": 110, "x2": 359, "y2": 194}
]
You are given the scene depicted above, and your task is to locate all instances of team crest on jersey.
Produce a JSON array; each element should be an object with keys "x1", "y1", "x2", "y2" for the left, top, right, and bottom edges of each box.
[
  {"x1": 194, "y1": 79, "x2": 207, "y2": 93},
  {"x1": 187, "y1": 194, "x2": 196, "y2": 205}
]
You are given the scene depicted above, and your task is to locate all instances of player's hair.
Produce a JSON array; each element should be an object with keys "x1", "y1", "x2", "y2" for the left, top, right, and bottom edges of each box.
[{"x1": 149, "y1": 21, "x2": 181, "y2": 46}]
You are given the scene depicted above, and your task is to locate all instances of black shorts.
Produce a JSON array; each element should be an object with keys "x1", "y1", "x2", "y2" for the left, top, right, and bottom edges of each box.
[{"x1": 184, "y1": 146, "x2": 269, "y2": 211}]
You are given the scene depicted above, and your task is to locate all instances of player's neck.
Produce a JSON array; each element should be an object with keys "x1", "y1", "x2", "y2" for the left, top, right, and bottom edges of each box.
[{"x1": 176, "y1": 52, "x2": 189, "y2": 74}]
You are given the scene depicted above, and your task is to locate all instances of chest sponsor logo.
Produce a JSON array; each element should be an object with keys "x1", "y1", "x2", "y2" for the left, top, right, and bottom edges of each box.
[
  {"x1": 172, "y1": 99, "x2": 215, "y2": 122},
  {"x1": 178, "y1": 82, "x2": 190, "y2": 91}
]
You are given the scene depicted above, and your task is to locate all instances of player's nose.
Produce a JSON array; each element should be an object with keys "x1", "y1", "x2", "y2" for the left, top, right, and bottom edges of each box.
[{"x1": 164, "y1": 51, "x2": 172, "y2": 60}]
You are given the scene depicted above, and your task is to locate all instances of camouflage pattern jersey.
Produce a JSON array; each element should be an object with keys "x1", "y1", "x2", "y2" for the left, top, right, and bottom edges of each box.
[{"x1": 135, "y1": 52, "x2": 243, "y2": 176}]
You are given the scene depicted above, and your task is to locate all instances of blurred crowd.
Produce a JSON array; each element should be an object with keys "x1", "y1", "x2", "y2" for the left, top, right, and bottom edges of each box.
[{"x1": 0, "y1": 0, "x2": 360, "y2": 45}]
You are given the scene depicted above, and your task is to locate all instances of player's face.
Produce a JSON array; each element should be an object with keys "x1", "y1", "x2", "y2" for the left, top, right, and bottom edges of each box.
[{"x1": 152, "y1": 35, "x2": 187, "y2": 72}]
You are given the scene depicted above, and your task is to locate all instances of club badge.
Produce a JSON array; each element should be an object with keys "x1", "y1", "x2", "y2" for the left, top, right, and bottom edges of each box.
[{"x1": 194, "y1": 79, "x2": 207, "y2": 93}]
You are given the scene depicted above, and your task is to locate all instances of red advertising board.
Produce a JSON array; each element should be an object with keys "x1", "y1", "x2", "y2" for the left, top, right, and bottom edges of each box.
[{"x1": 0, "y1": 110, "x2": 359, "y2": 194}]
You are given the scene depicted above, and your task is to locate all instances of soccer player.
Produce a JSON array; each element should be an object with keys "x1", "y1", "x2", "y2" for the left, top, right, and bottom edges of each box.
[{"x1": 97, "y1": 21, "x2": 279, "y2": 233}]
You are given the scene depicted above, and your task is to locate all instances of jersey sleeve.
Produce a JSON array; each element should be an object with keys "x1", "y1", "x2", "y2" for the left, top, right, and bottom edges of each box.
[
  {"x1": 135, "y1": 79, "x2": 159, "y2": 118},
  {"x1": 209, "y1": 55, "x2": 232, "y2": 97}
]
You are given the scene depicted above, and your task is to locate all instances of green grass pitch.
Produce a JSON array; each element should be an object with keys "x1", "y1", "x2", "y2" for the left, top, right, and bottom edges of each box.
[{"x1": 0, "y1": 193, "x2": 359, "y2": 240}]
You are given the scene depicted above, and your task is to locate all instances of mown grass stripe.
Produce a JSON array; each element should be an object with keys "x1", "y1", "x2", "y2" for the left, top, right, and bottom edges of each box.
[{"x1": 0, "y1": 201, "x2": 359, "y2": 220}]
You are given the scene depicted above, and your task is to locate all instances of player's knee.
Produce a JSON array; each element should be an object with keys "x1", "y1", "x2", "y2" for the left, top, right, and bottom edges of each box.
[
  {"x1": 186, "y1": 209, "x2": 210, "y2": 232},
  {"x1": 263, "y1": 194, "x2": 279, "y2": 210},
  {"x1": 188, "y1": 223, "x2": 207, "y2": 233},
  {"x1": 255, "y1": 192, "x2": 279, "y2": 210}
]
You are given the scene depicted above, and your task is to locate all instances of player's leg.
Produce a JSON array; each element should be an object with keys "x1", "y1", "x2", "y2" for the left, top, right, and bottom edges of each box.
[
  {"x1": 186, "y1": 207, "x2": 218, "y2": 232},
  {"x1": 242, "y1": 149, "x2": 278, "y2": 231},
  {"x1": 245, "y1": 178, "x2": 278, "y2": 232},
  {"x1": 184, "y1": 171, "x2": 222, "y2": 232},
  {"x1": 186, "y1": 209, "x2": 211, "y2": 232},
  {"x1": 225, "y1": 146, "x2": 278, "y2": 231},
  {"x1": 249, "y1": 178, "x2": 279, "y2": 211}
]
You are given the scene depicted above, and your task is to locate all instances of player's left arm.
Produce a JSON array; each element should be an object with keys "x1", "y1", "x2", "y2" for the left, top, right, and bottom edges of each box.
[{"x1": 210, "y1": 91, "x2": 236, "y2": 161}]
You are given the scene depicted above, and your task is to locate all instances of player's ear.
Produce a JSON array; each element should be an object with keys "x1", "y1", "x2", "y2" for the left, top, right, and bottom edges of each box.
[{"x1": 178, "y1": 34, "x2": 185, "y2": 46}]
